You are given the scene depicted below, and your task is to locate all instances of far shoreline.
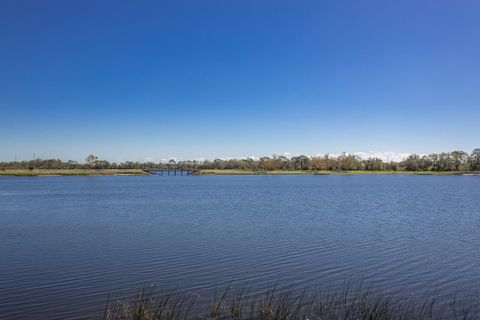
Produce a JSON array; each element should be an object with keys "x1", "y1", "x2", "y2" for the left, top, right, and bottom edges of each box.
[
  {"x1": 1, "y1": 169, "x2": 479, "y2": 177},
  {"x1": 196, "y1": 169, "x2": 479, "y2": 176},
  {"x1": 0, "y1": 169, "x2": 149, "y2": 177}
]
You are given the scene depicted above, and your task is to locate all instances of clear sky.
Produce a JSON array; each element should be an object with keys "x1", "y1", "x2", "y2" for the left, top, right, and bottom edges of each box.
[{"x1": 1, "y1": 0, "x2": 479, "y2": 163}]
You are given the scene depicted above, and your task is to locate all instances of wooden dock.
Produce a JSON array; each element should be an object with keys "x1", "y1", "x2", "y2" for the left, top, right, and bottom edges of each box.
[{"x1": 143, "y1": 169, "x2": 198, "y2": 176}]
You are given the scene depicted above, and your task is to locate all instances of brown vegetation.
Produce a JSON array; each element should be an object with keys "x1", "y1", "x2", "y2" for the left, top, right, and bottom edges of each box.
[{"x1": 104, "y1": 284, "x2": 480, "y2": 320}]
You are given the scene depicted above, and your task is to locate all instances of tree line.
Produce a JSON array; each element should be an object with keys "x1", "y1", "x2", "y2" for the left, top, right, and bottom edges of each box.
[{"x1": 1, "y1": 149, "x2": 480, "y2": 172}]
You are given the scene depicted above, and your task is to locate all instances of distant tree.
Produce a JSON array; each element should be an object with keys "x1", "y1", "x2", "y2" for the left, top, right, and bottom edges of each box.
[
  {"x1": 385, "y1": 162, "x2": 398, "y2": 171},
  {"x1": 450, "y1": 151, "x2": 468, "y2": 171},
  {"x1": 85, "y1": 155, "x2": 99, "y2": 168},
  {"x1": 212, "y1": 159, "x2": 224, "y2": 170},
  {"x1": 364, "y1": 158, "x2": 385, "y2": 171},
  {"x1": 291, "y1": 155, "x2": 310, "y2": 170},
  {"x1": 437, "y1": 153, "x2": 452, "y2": 171},
  {"x1": 468, "y1": 149, "x2": 480, "y2": 171},
  {"x1": 95, "y1": 160, "x2": 111, "y2": 169},
  {"x1": 429, "y1": 153, "x2": 440, "y2": 171},
  {"x1": 167, "y1": 159, "x2": 177, "y2": 169},
  {"x1": 259, "y1": 157, "x2": 275, "y2": 170},
  {"x1": 66, "y1": 160, "x2": 79, "y2": 169},
  {"x1": 402, "y1": 154, "x2": 421, "y2": 171},
  {"x1": 336, "y1": 153, "x2": 360, "y2": 171}
]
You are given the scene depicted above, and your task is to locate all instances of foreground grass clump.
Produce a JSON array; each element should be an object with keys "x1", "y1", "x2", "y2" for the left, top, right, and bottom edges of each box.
[{"x1": 103, "y1": 285, "x2": 479, "y2": 320}]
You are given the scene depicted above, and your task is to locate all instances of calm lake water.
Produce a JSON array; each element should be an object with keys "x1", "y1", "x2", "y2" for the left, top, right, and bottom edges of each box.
[{"x1": 1, "y1": 175, "x2": 480, "y2": 319}]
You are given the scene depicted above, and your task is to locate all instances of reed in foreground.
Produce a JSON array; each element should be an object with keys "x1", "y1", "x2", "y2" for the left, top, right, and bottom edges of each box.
[{"x1": 103, "y1": 284, "x2": 480, "y2": 320}]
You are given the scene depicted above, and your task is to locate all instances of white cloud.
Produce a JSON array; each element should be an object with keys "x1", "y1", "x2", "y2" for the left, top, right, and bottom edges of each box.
[
  {"x1": 155, "y1": 152, "x2": 411, "y2": 163},
  {"x1": 353, "y1": 151, "x2": 410, "y2": 162},
  {"x1": 221, "y1": 152, "x2": 410, "y2": 162}
]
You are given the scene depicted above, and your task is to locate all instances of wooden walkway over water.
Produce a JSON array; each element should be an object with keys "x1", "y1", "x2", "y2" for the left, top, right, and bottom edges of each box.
[{"x1": 143, "y1": 169, "x2": 198, "y2": 176}]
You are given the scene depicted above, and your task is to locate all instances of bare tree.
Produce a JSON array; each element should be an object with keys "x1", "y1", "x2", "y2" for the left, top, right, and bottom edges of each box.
[{"x1": 85, "y1": 155, "x2": 99, "y2": 168}]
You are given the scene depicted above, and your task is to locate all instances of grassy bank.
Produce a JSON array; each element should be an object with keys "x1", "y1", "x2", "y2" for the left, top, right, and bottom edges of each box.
[
  {"x1": 196, "y1": 169, "x2": 470, "y2": 176},
  {"x1": 0, "y1": 169, "x2": 149, "y2": 176},
  {"x1": 104, "y1": 284, "x2": 479, "y2": 320},
  {"x1": 1, "y1": 169, "x2": 477, "y2": 176}
]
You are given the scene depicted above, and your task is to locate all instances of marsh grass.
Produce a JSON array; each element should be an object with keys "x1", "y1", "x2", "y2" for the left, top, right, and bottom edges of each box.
[
  {"x1": 0, "y1": 169, "x2": 148, "y2": 176},
  {"x1": 104, "y1": 287, "x2": 198, "y2": 320},
  {"x1": 103, "y1": 284, "x2": 480, "y2": 320}
]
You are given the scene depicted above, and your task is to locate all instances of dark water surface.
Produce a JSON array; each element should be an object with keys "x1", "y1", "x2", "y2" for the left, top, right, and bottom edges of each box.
[{"x1": 1, "y1": 175, "x2": 480, "y2": 319}]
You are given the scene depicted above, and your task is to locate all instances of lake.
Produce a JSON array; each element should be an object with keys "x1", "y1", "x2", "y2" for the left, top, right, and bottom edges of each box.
[{"x1": 1, "y1": 175, "x2": 479, "y2": 319}]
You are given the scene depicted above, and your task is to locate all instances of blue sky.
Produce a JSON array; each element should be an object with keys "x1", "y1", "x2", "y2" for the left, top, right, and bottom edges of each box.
[{"x1": 1, "y1": 0, "x2": 479, "y2": 162}]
